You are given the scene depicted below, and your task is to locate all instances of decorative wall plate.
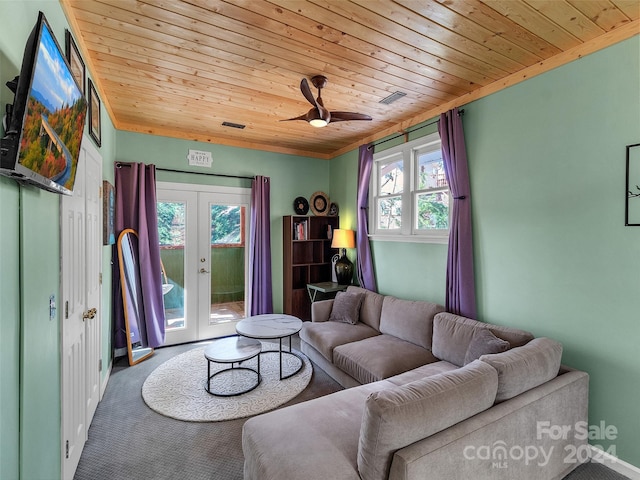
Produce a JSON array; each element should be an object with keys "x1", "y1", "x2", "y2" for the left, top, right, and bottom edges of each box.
[
  {"x1": 293, "y1": 196, "x2": 309, "y2": 215},
  {"x1": 310, "y1": 191, "x2": 329, "y2": 216}
]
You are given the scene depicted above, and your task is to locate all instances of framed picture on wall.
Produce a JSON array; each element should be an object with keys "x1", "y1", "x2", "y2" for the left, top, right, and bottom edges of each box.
[
  {"x1": 65, "y1": 30, "x2": 85, "y2": 96},
  {"x1": 103, "y1": 181, "x2": 115, "y2": 245},
  {"x1": 625, "y1": 143, "x2": 640, "y2": 226},
  {"x1": 88, "y1": 78, "x2": 102, "y2": 147}
]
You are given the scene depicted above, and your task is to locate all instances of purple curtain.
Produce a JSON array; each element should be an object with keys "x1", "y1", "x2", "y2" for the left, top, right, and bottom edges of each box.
[
  {"x1": 356, "y1": 144, "x2": 377, "y2": 292},
  {"x1": 114, "y1": 162, "x2": 165, "y2": 349},
  {"x1": 439, "y1": 108, "x2": 477, "y2": 319},
  {"x1": 249, "y1": 175, "x2": 273, "y2": 315}
]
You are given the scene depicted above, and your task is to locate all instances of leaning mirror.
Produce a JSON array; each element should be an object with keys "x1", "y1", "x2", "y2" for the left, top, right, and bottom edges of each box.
[{"x1": 117, "y1": 228, "x2": 154, "y2": 365}]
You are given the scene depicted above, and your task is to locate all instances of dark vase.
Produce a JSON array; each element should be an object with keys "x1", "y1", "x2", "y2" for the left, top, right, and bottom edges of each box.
[{"x1": 335, "y1": 250, "x2": 353, "y2": 285}]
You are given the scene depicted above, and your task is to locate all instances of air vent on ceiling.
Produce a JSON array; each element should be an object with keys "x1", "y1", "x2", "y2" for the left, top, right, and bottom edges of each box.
[
  {"x1": 379, "y1": 91, "x2": 407, "y2": 105},
  {"x1": 222, "y1": 121, "x2": 246, "y2": 129}
]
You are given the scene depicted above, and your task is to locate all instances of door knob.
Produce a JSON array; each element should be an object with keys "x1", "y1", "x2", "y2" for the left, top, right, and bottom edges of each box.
[
  {"x1": 199, "y1": 268, "x2": 209, "y2": 274},
  {"x1": 83, "y1": 308, "x2": 97, "y2": 320}
]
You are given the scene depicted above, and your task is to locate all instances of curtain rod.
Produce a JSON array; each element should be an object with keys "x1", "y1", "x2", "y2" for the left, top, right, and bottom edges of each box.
[
  {"x1": 368, "y1": 109, "x2": 464, "y2": 151},
  {"x1": 156, "y1": 167, "x2": 254, "y2": 180},
  {"x1": 115, "y1": 162, "x2": 254, "y2": 180}
]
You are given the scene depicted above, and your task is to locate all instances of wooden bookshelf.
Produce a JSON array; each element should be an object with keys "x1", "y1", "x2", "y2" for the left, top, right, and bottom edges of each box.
[{"x1": 283, "y1": 215, "x2": 339, "y2": 320}]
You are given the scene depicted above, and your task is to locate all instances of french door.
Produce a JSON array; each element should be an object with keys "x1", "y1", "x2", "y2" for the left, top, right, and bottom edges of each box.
[{"x1": 156, "y1": 182, "x2": 250, "y2": 345}]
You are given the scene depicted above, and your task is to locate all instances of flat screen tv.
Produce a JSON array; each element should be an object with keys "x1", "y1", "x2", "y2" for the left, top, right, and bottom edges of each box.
[{"x1": 0, "y1": 11, "x2": 87, "y2": 195}]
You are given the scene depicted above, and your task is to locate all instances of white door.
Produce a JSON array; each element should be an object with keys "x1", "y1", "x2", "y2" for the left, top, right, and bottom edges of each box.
[
  {"x1": 157, "y1": 183, "x2": 250, "y2": 346},
  {"x1": 61, "y1": 139, "x2": 102, "y2": 480},
  {"x1": 83, "y1": 144, "x2": 102, "y2": 424},
  {"x1": 60, "y1": 151, "x2": 86, "y2": 480}
]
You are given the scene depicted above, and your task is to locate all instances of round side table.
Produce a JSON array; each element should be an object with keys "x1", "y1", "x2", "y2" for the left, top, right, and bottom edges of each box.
[
  {"x1": 235, "y1": 314, "x2": 303, "y2": 380},
  {"x1": 204, "y1": 336, "x2": 262, "y2": 397}
]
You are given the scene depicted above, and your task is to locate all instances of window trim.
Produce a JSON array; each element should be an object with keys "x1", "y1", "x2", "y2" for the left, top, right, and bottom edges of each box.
[{"x1": 369, "y1": 132, "x2": 449, "y2": 244}]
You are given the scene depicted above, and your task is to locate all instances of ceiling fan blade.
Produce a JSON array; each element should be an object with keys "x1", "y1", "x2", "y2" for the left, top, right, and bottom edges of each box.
[
  {"x1": 300, "y1": 78, "x2": 317, "y2": 108},
  {"x1": 330, "y1": 111, "x2": 372, "y2": 122},
  {"x1": 280, "y1": 114, "x2": 309, "y2": 122},
  {"x1": 315, "y1": 96, "x2": 330, "y2": 122},
  {"x1": 301, "y1": 77, "x2": 330, "y2": 122}
]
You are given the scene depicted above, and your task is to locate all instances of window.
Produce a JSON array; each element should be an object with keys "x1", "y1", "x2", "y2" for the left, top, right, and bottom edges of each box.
[{"x1": 370, "y1": 132, "x2": 449, "y2": 243}]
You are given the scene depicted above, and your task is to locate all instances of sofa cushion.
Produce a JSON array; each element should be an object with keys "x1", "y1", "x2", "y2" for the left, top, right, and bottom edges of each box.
[
  {"x1": 329, "y1": 291, "x2": 365, "y2": 324},
  {"x1": 357, "y1": 360, "x2": 498, "y2": 480},
  {"x1": 463, "y1": 328, "x2": 510, "y2": 365},
  {"x1": 480, "y1": 337, "x2": 563, "y2": 402},
  {"x1": 432, "y1": 312, "x2": 534, "y2": 367},
  {"x1": 384, "y1": 360, "x2": 459, "y2": 387},
  {"x1": 378, "y1": 296, "x2": 445, "y2": 350},
  {"x1": 299, "y1": 321, "x2": 379, "y2": 362},
  {"x1": 333, "y1": 335, "x2": 439, "y2": 385},
  {"x1": 346, "y1": 286, "x2": 385, "y2": 331}
]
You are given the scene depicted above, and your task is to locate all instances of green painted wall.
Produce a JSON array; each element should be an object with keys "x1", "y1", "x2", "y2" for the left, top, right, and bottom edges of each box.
[
  {"x1": 99, "y1": 77, "x2": 117, "y2": 384},
  {"x1": 115, "y1": 131, "x2": 332, "y2": 313},
  {"x1": 19, "y1": 186, "x2": 62, "y2": 479},
  {"x1": 465, "y1": 36, "x2": 640, "y2": 466},
  {"x1": 0, "y1": 176, "x2": 20, "y2": 480},
  {"x1": 0, "y1": 2, "x2": 117, "y2": 479},
  {"x1": 333, "y1": 36, "x2": 640, "y2": 467}
]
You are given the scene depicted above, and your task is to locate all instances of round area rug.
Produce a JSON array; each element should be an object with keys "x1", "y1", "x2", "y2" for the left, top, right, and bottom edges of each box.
[{"x1": 142, "y1": 342, "x2": 312, "y2": 422}]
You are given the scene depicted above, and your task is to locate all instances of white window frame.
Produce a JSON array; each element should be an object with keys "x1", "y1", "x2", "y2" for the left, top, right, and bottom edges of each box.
[{"x1": 369, "y1": 132, "x2": 449, "y2": 244}]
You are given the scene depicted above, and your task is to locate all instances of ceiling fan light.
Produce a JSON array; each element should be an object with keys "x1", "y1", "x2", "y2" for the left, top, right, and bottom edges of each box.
[{"x1": 309, "y1": 118, "x2": 328, "y2": 127}]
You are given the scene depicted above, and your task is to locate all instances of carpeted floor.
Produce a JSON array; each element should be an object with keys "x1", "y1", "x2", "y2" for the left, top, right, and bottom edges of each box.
[
  {"x1": 74, "y1": 338, "x2": 342, "y2": 480},
  {"x1": 74, "y1": 337, "x2": 630, "y2": 480}
]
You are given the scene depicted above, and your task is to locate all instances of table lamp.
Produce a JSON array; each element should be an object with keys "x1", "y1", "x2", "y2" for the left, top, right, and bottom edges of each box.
[{"x1": 331, "y1": 229, "x2": 355, "y2": 285}]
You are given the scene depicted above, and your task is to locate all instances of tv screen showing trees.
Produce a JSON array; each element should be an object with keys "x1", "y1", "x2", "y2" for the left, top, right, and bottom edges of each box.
[{"x1": 18, "y1": 18, "x2": 86, "y2": 192}]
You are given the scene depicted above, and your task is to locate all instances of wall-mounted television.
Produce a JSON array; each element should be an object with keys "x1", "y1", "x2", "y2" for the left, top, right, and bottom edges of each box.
[{"x1": 0, "y1": 11, "x2": 87, "y2": 195}]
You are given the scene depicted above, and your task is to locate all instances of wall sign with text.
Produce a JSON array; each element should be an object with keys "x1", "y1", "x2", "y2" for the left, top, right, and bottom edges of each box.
[{"x1": 187, "y1": 149, "x2": 213, "y2": 168}]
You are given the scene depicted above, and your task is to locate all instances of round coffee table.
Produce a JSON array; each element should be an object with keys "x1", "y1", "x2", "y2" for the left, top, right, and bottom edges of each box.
[
  {"x1": 235, "y1": 314, "x2": 303, "y2": 380},
  {"x1": 203, "y1": 336, "x2": 262, "y2": 397}
]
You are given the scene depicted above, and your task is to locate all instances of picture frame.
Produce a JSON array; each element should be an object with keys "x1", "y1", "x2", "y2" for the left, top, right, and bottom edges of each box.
[
  {"x1": 625, "y1": 143, "x2": 640, "y2": 226},
  {"x1": 65, "y1": 29, "x2": 85, "y2": 96},
  {"x1": 103, "y1": 181, "x2": 115, "y2": 245},
  {"x1": 88, "y1": 79, "x2": 102, "y2": 147}
]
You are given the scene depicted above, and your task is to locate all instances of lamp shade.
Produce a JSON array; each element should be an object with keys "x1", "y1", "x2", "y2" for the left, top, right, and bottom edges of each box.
[{"x1": 331, "y1": 229, "x2": 355, "y2": 249}]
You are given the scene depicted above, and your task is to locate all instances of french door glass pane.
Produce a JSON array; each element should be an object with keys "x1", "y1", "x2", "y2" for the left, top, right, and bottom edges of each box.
[
  {"x1": 209, "y1": 204, "x2": 245, "y2": 325},
  {"x1": 157, "y1": 201, "x2": 186, "y2": 331}
]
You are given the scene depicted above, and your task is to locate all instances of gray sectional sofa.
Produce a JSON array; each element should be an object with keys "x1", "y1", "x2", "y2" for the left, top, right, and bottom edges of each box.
[{"x1": 242, "y1": 286, "x2": 589, "y2": 480}]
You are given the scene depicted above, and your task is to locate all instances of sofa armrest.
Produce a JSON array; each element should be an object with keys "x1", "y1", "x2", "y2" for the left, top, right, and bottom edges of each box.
[
  {"x1": 388, "y1": 370, "x2": 589, "y2": 480},
  {"x1": 311, "y1": 299, "x2": 334, "y2": 322}
]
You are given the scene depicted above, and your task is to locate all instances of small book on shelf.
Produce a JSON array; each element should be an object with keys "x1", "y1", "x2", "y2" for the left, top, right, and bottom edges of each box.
[{"x1": 294, "y1": 220, "x2": 308, "y2": 240}]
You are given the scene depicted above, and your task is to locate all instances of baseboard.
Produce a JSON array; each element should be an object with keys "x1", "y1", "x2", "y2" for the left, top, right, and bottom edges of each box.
[
  {"x1": 100, "y1": 361, "x2": 112, "y2": 399},
  {"x1": 590, "y1": 445, "x2": 640, "y2": 479}
]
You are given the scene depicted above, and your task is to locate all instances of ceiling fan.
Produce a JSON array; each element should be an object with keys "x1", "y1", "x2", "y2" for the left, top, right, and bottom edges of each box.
[{"x1": 282, "y1": 75, "x2": 372, "y2": 128}]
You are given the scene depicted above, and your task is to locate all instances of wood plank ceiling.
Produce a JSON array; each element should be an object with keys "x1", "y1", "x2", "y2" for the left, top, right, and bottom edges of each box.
[{"x1": 60, "y1": 0, "x2": 639, "y2": 159}]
